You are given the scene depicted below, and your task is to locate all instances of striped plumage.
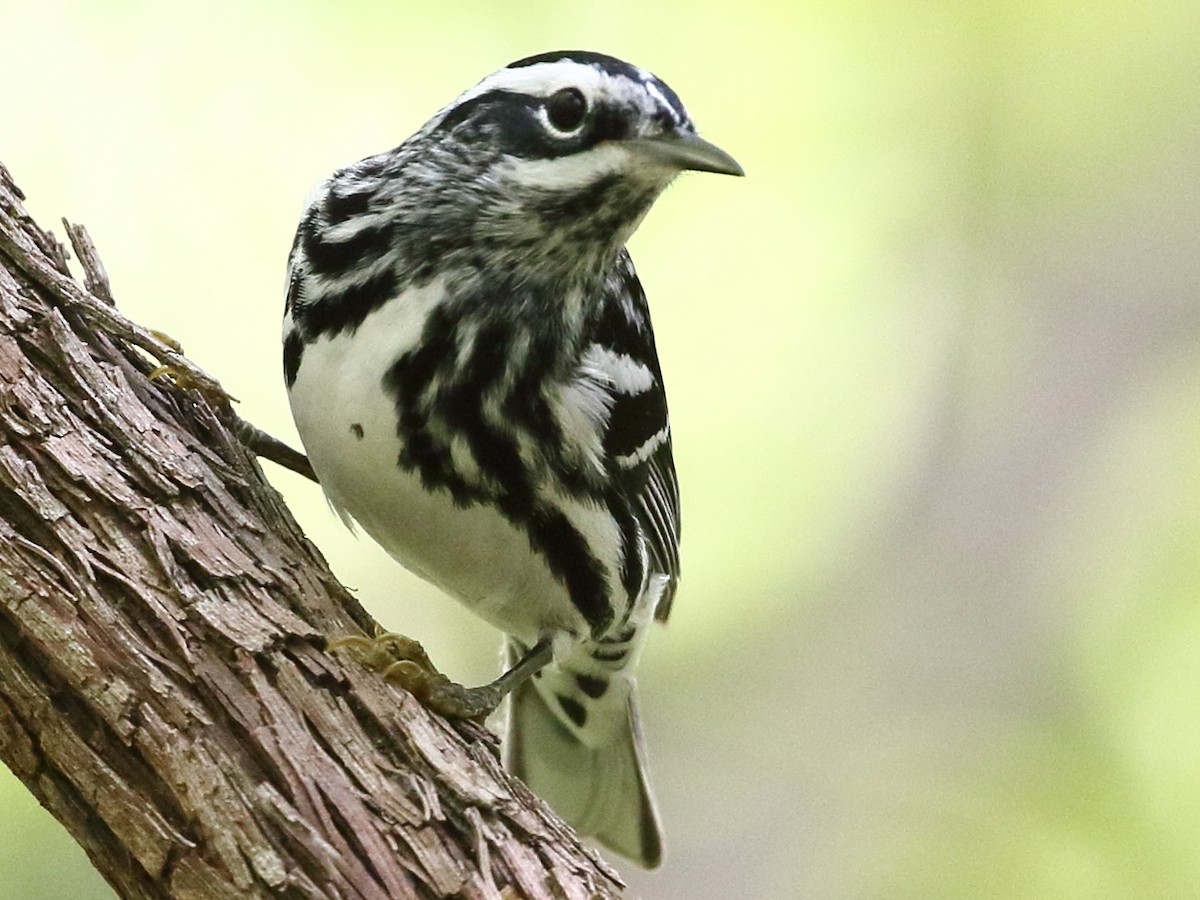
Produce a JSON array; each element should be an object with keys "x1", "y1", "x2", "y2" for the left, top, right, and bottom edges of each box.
[{"x1": 283, "y1": 50, "x2": 740, "y2": 867}]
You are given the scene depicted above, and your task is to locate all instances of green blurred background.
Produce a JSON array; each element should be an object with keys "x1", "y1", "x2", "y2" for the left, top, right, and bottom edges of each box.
[{"x1": 3, "y1": 1, "x2": 1200, "y2": 897}]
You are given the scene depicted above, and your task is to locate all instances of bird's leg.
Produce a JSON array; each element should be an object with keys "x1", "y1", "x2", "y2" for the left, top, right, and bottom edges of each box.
[{"x1": 329, "y1": 630, "x2": 553, "y2": 721}]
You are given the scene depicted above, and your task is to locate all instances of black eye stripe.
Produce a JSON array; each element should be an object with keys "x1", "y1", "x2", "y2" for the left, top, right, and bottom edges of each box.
[
  {"x1": 432, "y1": 87, "x2": 629, "y2": 160},
  {"x1": 435, "y1": 89, "x2": 527, "y2": 133}
]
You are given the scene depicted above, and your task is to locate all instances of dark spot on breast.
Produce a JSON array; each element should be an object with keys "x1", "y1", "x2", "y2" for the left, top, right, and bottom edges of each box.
[
  {"x1": 558, "y1": 694, "x2": 587, "y2": 728},
  {"x1": 349, "y1": 423, "x2": 364, "y2": 439}
]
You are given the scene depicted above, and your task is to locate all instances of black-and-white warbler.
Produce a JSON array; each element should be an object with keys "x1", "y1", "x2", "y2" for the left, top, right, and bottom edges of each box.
[{"x1": 283, "y1": 50, "x2": 741, "y2": 867}]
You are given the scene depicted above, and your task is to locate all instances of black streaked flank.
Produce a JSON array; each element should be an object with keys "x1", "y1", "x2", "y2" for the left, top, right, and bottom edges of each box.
[
  {"x1": 284, "y1": 266, "x2": 303, "y2": 315},
  {"x1": 527, "y1": 507, "x2": 612, "y2": 635},
  {"x1": 502, "y1": 384, "x2": 561, "y2": 457},
  {"x1": 445, "y1": 328, "x2": 533, "y2": 511},
  {"x1": 386, "y1": 305, "x2": 458, "y2": 397},
  {"x1": 299, "y1": 268, "x2": 399, "y2": 339},
  {"x1": 503, "y1": 334, "x2": 563, "y2": 452},
  {"x1": 397, "y1": 426, "x2": 453, "y2": 495},
  {"x1": 575, "y1": 674, "x2": 608, "y2": 698},
  {"x1": 394, "y1": 407, "x2": 482, "y2": 509},
  {"x1": 638, "y1": 793, "x2": 663, "y2": 871},
  {"x1": 386, "y1": 308, "x2": 524, "y2": 512},
  {"x1": 443, "y1": 321, "x2": 510, "y2": 421},
  {"x1": 468, "y1": 426, "x2": 529, "y2": 514},
  {"x1": 558, "y1": 694, "x2": 588, "y2": 728},
  {"x1": 283, "y1": 329, "x2": 304, "y2": 388},
  {"x1": 591, "y1": 642, "x2": 629, "y2": 663},
  {"x1": 386, "y1": 308, "x2": 615, "y2": 629}
]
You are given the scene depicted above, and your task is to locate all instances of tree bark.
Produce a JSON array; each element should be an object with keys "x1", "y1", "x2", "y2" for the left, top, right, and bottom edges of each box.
[{"x1": 0, "y1": 162, "x2": 623, "y2": 900}]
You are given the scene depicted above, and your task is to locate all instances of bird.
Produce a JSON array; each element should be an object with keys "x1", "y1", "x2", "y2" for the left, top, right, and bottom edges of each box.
[{"x1": 282, "y1": 49, "x2": 741, "y2": 868}]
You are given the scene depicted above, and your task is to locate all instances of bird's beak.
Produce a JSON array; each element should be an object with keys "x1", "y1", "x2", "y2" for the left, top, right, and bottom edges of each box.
[{"x1": 621, "y1": 132, "x2": 745, "y2": 177}]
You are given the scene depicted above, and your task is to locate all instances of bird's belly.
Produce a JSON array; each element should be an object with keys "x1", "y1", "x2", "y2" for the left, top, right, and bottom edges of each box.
[{"x1": 288, "y1": 315, "x2": 585, "y2": 643}]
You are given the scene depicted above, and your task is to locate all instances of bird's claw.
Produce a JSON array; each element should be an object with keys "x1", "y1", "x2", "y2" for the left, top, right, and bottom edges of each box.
[
  {"x1": 328, "y1": 631, "x2": 502, "y2": 721},
  {"x1": 145, "y1": 330, "x2": 236, "y2": 402},
  {"x1": 148, "y1": 363, "x2": 235, "y2": 402},
  {"x1": 148, "y1": 329, "x2": 184, "y2": 352},
  {"x1": 328, "y1": 631, "x2": 436, "y2": 671}
]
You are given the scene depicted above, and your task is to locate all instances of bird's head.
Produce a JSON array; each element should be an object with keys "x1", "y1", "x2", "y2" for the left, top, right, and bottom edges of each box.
[
  {"x1": 430, "y1": 51, "x2": 742, "y2": 178},
  {"x1": 386, "y1": 51, "x2": 743, "y2": 283}
]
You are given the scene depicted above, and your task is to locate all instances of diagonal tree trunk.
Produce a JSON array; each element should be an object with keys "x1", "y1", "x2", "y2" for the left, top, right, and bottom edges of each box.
[{"x1": 0, "y1": 162, "x2": 622, "y2": 900}]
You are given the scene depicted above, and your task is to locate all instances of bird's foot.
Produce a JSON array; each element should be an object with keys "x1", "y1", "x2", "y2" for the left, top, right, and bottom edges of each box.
[
  {"x1": 146, "y1": 330, "x2": 236, "y2": 402},
  {"x1": 328, "y1": 631, "x2": 503, "y2": 721}
]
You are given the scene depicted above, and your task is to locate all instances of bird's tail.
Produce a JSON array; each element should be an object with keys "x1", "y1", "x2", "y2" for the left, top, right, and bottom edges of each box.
[{"x1": 503, "y1": 640, "x2": 663, "y2": 868}]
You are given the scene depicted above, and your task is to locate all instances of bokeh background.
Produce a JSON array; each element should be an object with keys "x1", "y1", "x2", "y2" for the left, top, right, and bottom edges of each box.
[{"x1": 3, "y1": 1, "x2": 1200, "y2": 897}]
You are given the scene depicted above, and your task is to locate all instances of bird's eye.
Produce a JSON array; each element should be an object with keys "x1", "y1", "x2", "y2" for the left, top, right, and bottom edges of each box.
[{"x1": 546, "y1": 88, "x2": 587, "y2": 133}]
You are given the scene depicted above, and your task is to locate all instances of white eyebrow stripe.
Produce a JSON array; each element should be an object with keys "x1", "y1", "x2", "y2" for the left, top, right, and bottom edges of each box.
[
  {"x1": 463, "y1": 62, "x2": 609, "y2": 101},
  {"x1": 426, "y1": 59, "x2": 678, "y2": 143}
]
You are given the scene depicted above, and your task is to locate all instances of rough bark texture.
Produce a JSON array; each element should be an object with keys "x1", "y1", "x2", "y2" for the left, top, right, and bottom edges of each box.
[{"x1": 0, "y1": 162, "x2": 623, "y2": 900}]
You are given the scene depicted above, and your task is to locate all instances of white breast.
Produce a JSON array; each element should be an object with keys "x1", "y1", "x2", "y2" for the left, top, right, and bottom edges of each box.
[{"x1": 286, "y1": 280, "x2": 588, "y2": 644}]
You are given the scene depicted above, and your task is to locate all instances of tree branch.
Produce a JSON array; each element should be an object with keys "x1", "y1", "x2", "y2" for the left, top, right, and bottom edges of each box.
[{"x1": 0, "y1": 161, "x2": 623, "y2": 900}]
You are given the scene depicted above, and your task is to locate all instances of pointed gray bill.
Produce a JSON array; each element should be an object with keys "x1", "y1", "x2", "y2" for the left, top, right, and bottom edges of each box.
[{"x1": 621, "y1": 132, "x2": 745, "y2": 176}]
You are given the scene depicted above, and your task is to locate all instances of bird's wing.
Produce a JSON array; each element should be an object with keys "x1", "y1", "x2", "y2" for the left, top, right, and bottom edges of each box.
[{"x1": 587, "y1": 251, "x2": 681, "y2": 621}]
